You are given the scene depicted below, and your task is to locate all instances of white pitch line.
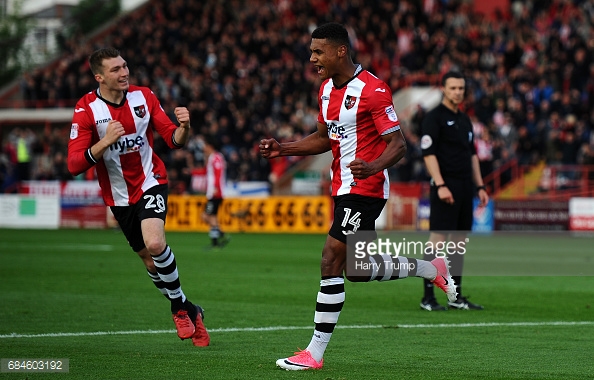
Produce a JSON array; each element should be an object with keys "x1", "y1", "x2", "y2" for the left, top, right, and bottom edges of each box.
[{"x1": 1, "y1": 321, "x2": 592, "y2": 339}]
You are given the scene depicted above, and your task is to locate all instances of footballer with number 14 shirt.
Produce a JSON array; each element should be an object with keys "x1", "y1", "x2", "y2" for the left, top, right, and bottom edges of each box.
[
  {"x1": 67, "y1": 47, "x2": 209, "y2": 347},
  {"x1": 260, "y1": 23, "x2": 457, "y2": 371}
]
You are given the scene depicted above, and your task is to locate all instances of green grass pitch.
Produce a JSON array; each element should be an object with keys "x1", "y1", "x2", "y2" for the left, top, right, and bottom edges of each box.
[{"x1": 0, "y1": 229, "x2": 593, "y2": 379}]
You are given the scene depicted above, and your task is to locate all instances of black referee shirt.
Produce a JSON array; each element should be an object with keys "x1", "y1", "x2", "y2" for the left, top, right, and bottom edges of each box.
[{"x1": 420, "y1": 103, "x2": 476, "y2": 180}]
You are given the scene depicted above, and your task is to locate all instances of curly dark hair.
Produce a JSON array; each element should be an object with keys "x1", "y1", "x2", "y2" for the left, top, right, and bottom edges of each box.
[
  {"x1": 311, "y1": 22, "x2": 350, "y2": 50},
  {"x1": 203, "y1": 134, "x2": 221, "y2": 151}
]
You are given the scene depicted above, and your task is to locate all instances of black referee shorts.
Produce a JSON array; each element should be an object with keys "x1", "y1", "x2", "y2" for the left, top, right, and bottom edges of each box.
[
  {"x1": 329, "y1": 194, "x2": 387, "y2": 244},
  {"x1": 110, "y1": 184, "x2": 169, "y2": 252},
  {"x1": 429, "y1": 178, "x2": 473, "y2": 231}
]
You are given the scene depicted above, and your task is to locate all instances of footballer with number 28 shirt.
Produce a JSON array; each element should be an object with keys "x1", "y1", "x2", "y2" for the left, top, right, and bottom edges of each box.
[{"x1": 67, "y1": 47, "x2": 209, "y2": 347}]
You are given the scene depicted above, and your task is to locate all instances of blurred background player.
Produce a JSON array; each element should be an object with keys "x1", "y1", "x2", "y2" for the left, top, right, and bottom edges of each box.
[
  {"x1": 67, "y1": 47, "x2": 210, "y2": 346},
  {"x1": 202, "y1": 134, "x2": 229, "y2": 249}
]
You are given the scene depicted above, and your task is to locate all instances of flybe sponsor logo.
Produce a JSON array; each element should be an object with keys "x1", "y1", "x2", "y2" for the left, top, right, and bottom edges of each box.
[
  {"x1": 110, "y1": 135, "x2": 145, "y2": 154},
  {"x1": 327, "y1": 122, "x2": 347, "y2": 140}
]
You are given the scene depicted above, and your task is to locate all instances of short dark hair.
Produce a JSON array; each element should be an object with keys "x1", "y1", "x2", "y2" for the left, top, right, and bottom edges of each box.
[
  {"x1": 311, "y1": 22, "x2": 350, "y2": 50},
  {"x1": 441, "y1": 71, "x2": 464, "y2": 86},
  {"x1": 89, "y1": 47, "x2": 120, "y2": 75},
  {"x1": 203, "y1": 134, "x2": 221, "y2": 151}
]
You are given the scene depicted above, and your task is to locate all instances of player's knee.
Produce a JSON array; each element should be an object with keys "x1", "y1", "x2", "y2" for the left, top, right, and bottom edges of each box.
[{"x1": 144, "y1": 238, "x2": 166, "y2": 255}]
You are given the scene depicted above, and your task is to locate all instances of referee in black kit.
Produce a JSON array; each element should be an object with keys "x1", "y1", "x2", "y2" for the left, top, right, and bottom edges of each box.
[{"x1": 418, "y1": 71, "x2": 489, "y2": 311}]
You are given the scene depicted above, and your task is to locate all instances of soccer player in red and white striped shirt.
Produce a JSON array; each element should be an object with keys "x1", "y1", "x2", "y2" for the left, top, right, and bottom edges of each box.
[
  {"x1": 67, "y1": 47, "x2": 209, "y2": 347},
  {"x1": 201, "y1": 134, "x2": 229, "y2": 248},
  {"x1": 260, "y1": 23, "x2": 456, "y2": 370}
]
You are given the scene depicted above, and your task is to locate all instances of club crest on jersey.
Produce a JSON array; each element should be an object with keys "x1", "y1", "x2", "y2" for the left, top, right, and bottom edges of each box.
[
  {"x1": 134, "y1": 105, "x2": 146, "y2": 118},
  {"x1": 344, "y1": 95, "x2": 357, "y2": 110}
]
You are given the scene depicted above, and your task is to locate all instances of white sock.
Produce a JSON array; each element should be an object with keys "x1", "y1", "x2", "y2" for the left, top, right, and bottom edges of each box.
[
  {"x1": 305, "y1": 331, "x2": 331, "y2": 362},
  {"x1": 416, "y1": 260, "x2": 438, "y2": 280}
]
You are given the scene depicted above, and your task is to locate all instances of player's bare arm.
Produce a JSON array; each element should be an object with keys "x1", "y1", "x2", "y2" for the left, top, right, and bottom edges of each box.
[
  {"x1": 173, "y1": 107, "x2": 191, "y2": 146},
  {"x1": 347, "y1": 129, "x2": 407, "y2": 179},
  {"x1": 90, "y1": 120, "x2": 125, "y2": 159},
  {"x1": 259, "y1": 122, "x2": 331, "y2": 159}
]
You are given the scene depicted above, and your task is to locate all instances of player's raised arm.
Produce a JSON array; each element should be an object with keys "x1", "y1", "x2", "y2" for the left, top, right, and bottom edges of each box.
[
  {"x1": 67, "y1": 109, "x2": 125, "y2": 176},
  {"x1": 347, "y1": 129, "x2": 407, "y2": 179},
  {"x1": 90, "y1": 120, "x2": 125, "y2": 158},
  {"x1": 172, "y1": 107, "x2": 191, "y2": 146},
  {"x1": 259, "y1": 122, "x2": 331, "y2": 159}
]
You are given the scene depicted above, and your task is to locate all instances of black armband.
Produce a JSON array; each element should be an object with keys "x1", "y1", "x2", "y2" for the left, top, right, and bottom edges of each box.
[
  {"x1": 84, "y1": 148, "x2": 98, "y2": 166},
  {"x1": 172, "y1": 130, "x2": 181, "y2": 147},
  {"x1": 172, "y1": 126, "x2": 189, "y2": 148}
]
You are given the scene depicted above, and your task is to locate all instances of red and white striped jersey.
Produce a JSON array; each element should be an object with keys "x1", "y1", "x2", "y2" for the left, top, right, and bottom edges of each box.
[
  {"x1": 317, "y1": 66, "x2": 400, "y2": 199},
  {"x1": 67, "y1": 85, "x2": 183, "y2": 206},
  {"x1": 206, "y1": 152, "x2": 226, "y2": 200}
]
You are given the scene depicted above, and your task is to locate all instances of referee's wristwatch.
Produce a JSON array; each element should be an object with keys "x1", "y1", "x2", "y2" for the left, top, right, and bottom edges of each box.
[
  {"x1": 435, "y1": 183, "x2": 446, "y2": 190},
  {"x1": 476, "y1": 185, "x2": 487, "y2": 193}
]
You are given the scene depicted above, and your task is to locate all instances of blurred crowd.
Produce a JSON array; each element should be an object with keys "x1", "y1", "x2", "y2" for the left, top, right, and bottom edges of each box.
[{"x1": 2, "y1": 0, "x2": 594, "y2": 194}]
